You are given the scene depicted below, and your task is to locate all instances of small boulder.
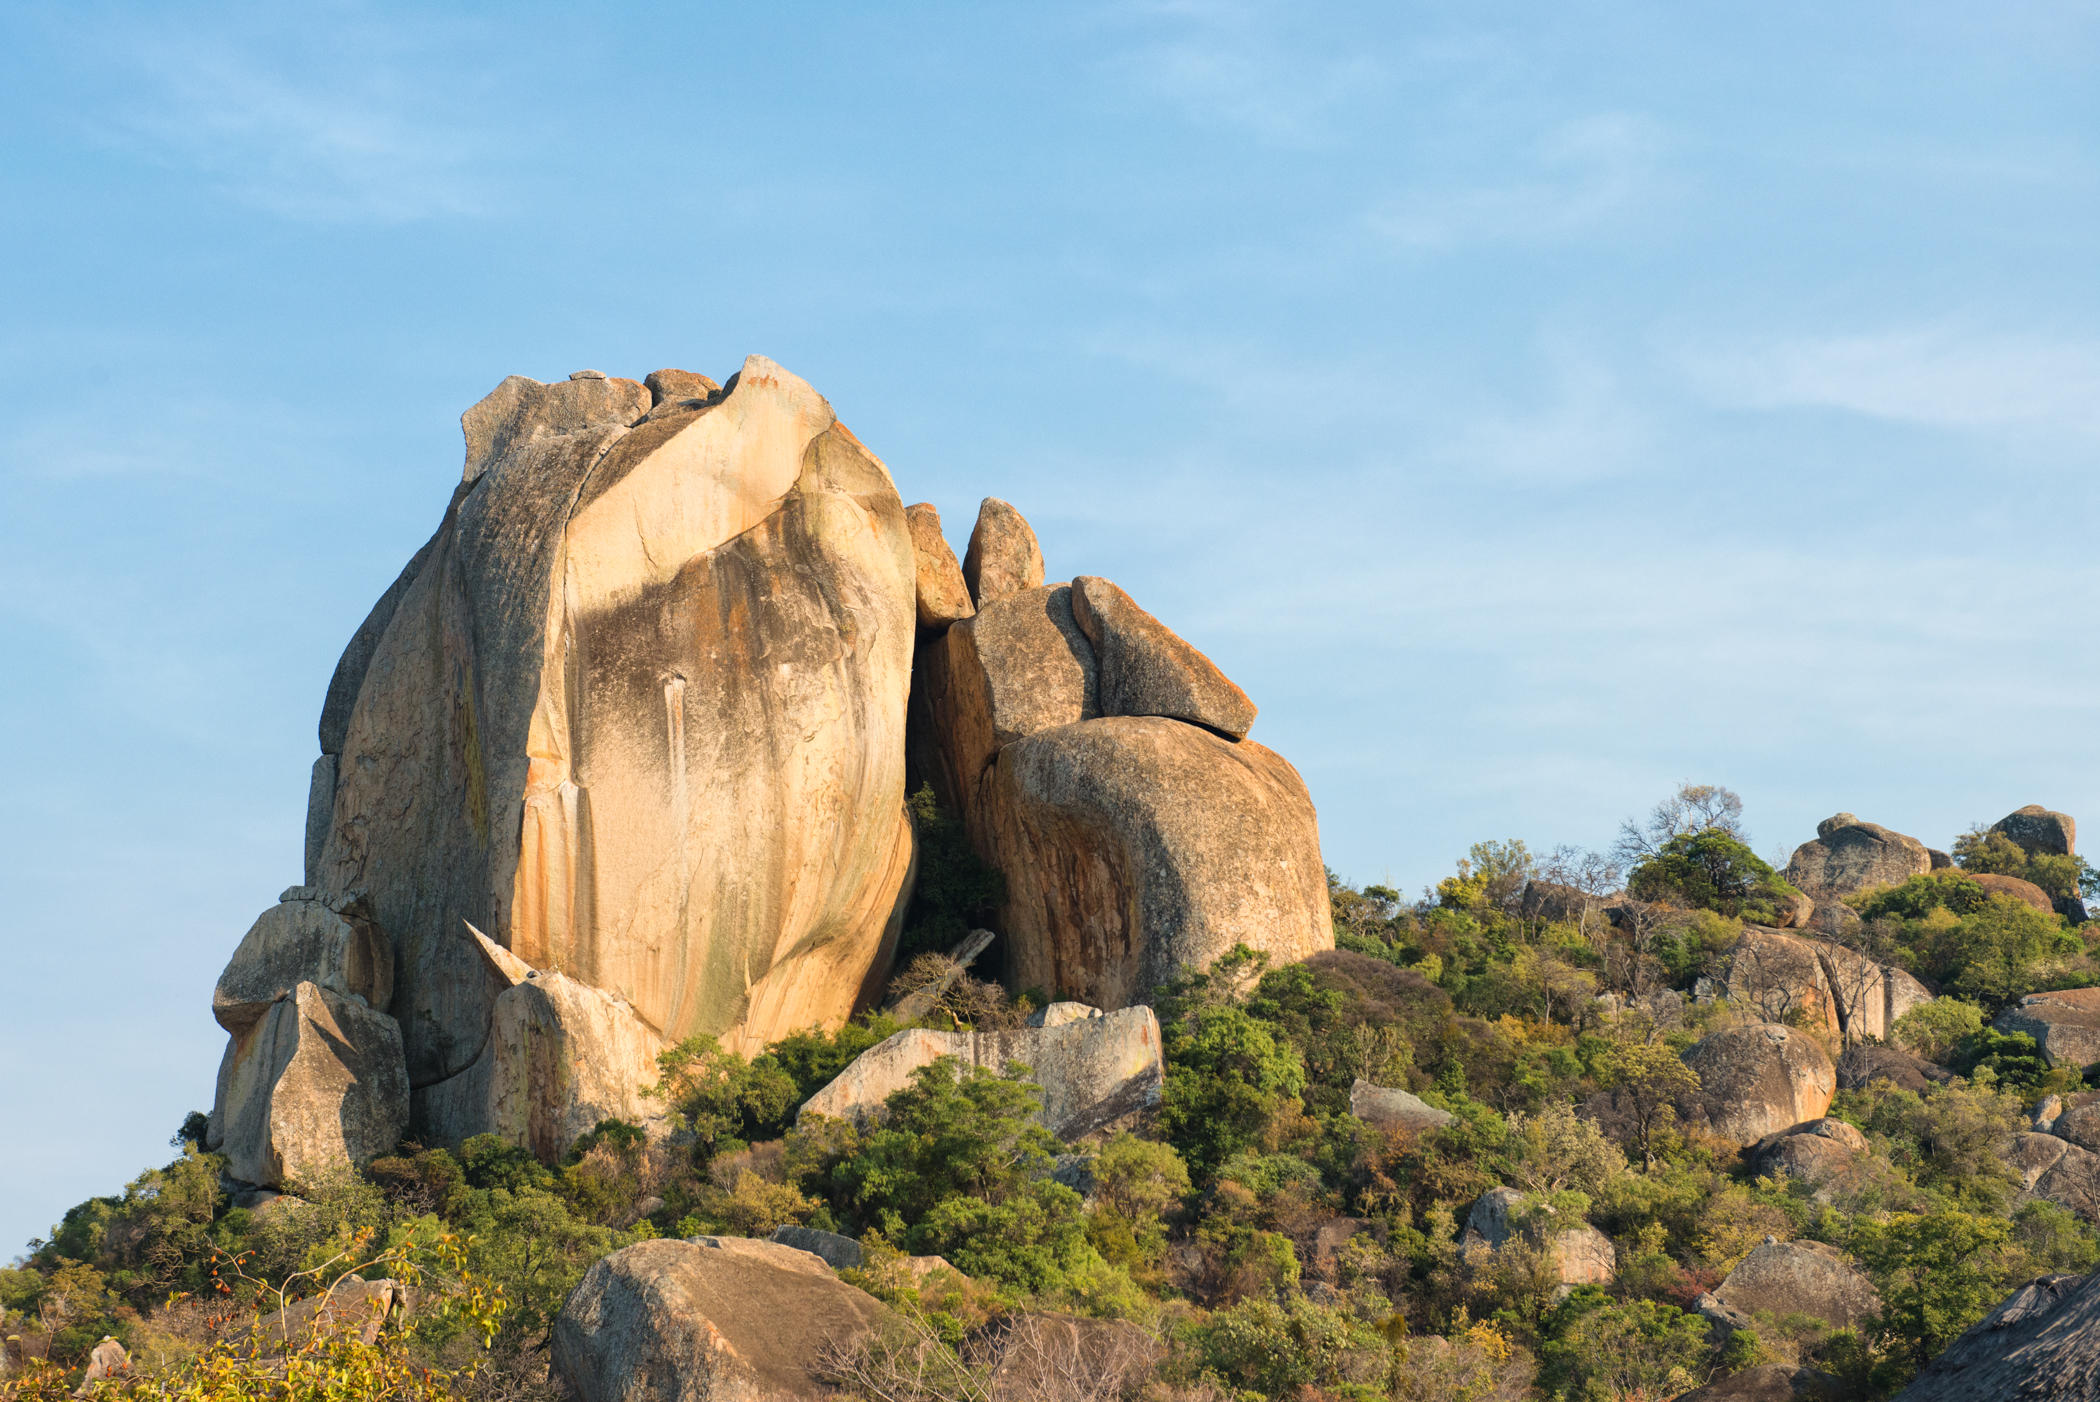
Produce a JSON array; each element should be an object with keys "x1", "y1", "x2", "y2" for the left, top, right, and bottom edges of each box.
[
  {"x1": 1683, "y1": 1024, "x2": 1836, "y2": 1147},
  {"x1": 552, "y1": 1238, "x2": 894, "y2": 1402},
  {"x1": 1068, "y1": 576, "x2": 1257, "y2": 740},
  {"x1": 1785, "y1": 815, "x2": 1933, "y2": 903},
  {"x1": 961, "y1": 498, "x2": 1046, "y2": 607},
  {"x1": 642, "y1": 368, "x2": 719, "y2": 405},
  {"x1": 904, "y1": 503, "x2": 975, "y2": 630},
  {"x1": 1836, "y1": 1043, "x2": 1953, "y2": 1093},
  {"x1": 1461, "y1": 1187, "x2": 1616, "y2": 1286},
  {"x1": 1967, "y1": 871, "x2": 2059, "y2": 917},
  {"x1": 1996, "y1": 989, "x2": 2100, "y2": 1071},
  {"x1": 1893, "y1": 1269, "x2": 2100, "y2": 1401},
  {"x1": 1992, "y1": 805, "x2": 2078, "y2": 860},
  {"x1": 1751, "y1": 1119, "x2": 1870, "y2": 1198},
  {"x1": 1674, "y1": 1364, "x2": 1846, "y2": 1400},
  {"x1": 248, "y1": 1276, "x2": 398, "y2": 1351},
  {"x1": 213, "y1": 895, "x2": 393, "y2": 1033},
  {"x1": 1350, "y1": 1078, "x2": 1454, "y2": 1134},
  {"x1": 770, "y1": 1225, "x2": 862, "y2": 1271},
  {"x1": 1702, "y1": 1240, "x2": 1881, "y2": 1331}
]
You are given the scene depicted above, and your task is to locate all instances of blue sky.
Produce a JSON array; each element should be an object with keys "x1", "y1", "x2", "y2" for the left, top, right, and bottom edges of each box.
[{"x1": 3, "y1": 0, "x2": 2097, "y2": 1254}]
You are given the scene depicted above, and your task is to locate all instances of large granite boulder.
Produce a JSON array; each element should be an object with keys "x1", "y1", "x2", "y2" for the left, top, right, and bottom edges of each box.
[
  {"x1": 1968, "y1": 872, "x2": 2060, "y2": 917},
  {"x1": 905, "y1": 503, "x2": 974, "y2": 630},
  {"x1": 1069, "y1": 576, "x2": 1256, "y2": 740},
  {"x1": 306, "y1": 357, "x2": 919, "y2": 1120},
  {"x1": 1785, "y1": 814, "x2": 1933, "y2": 917},
  {"x1": 552, "y1": 1237, "x2": 896, "y2": 1402},
  {"x1": 1460, "y1": 1186, "x2": 1616, "y2": 1286},
  {"x1": 1895, "y1": 1270, "x2": 2100, "y2": 1401},
  {"x1": 2012, "y1": 1133, "x2": 2100, "y2": 1221},
  {"x1": 1701, "y1": 1239, "x2": 1881, "y2": 1331},
  {"x1": 1675, "y1": 1365, "x2": 1845, "y2": 1400},
  {"x1": 1725, "y1": 927, "x2": 1928, "y2": 1045},
  {"x1": 208, "y1": 981, "x2": 409, "y2": 1188},
  {"x1": 1994, "y1": 805, "x2": 2078, "y2": 860},
  {"x1": 796, "y1": 1004, "x2": 1163, "y2": 1141},
  {"x1": 213, "y1": 890, "x2": 393, "y2": 1033},
  {"x1": 961, "y1": 498, "x2": 1045, "y2": 607},
  {"x1": 1682, "y1": 1024, "x2": 1836, "y2": 1147},
  {"x1": 1998, "y1": 990, "x2": 2100, "y2": 1072},
  {"x1": 1750, "y1": 1118, "x2": 1871, "y2": 1198}
]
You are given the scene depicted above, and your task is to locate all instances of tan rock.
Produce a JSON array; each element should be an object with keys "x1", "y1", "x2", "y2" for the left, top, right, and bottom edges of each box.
[
  {"x1": 1705, "y1": 1240, "x2": 1881, "y2": 1330},
  {"x1": 1968, "y1": 871, "x2": 2059, "y2": 917},
  {"x1": 979, "y1": 716, "x2": 1333, "y2": 1010},
  {"x1": 643, "y1": 368, "x2": 719, "y2": 406},
  {"x1": 74, "y1": 1337, "x2": 129, "y2": 1394},
  {"x1": 1998, "y1": 989, "x2": 2100, "y2": 1071},
  {"x1": 1992, "y1": 804, "x2": 2077, "y2": 858},
  {"x1": 1751, "y1": 1119, "x2": 1871, "y2": 1199},
  {"x1": 247, "y1": 1276, "x2": 398, "y2": 1352},
  {"x1": 1069, "y1": 576, "x2": 1257, "y2": 740},
  {"x1": 2011, "y1": 1133, "x2": 2100, "y2": 1221},
  {"x1": 1683, "y1": 1023, "x2": 1836, "y2": 1147},
  {"x1": 1836, "y1": 1042, "x2": 1953, "y2": 1093},
  {"x1": 552, "y1": 1237, "x2": 896, "y2": 1402},
  {"x1": 311, "y1": 357, "x2": 919, "y2": 1105},
  {"x1": 460, "y1": 372, "x2": 648, "y2": 482},
  {"x1": 479, "y1": 966, "x2": 670, "y2": 1160},
  {"x1": 920, "y1": 584, "x2": 1099, "y2": 804},
  {"x1": 1461, "y1": 1187, "x2": 1615, "y2": 1286},
  {"x1": 961, "y1": 497, "x2": 1045, "y2": 606},
  {"x1": 1785, "y1": 814, "x2": 1933, "y2": 902},
  {"x1": 213, "y1": 896, "x2": 393, "y2": 1034},
  {"x1": 795, "y1": 1005, "x2": 1163, "y2": 1142},
  {"x1": 904, "y1": 503, "x2": 974, "y2": 630},
  {"x1": 211, "y1": 982, "x2": 408, "y2": 1188},
  {"x1": 1727, "y1": 929, "x2": 1842, "y2": 1039}
]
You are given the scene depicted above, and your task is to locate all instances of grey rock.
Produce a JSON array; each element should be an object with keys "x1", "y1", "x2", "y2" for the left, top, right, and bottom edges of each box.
[
  {"x1": 2013, "y1": 1133, "x2": 2100, "y2": 1221},
  {"x1": 961, "y1": 497, "x2": 1045, "y2": 607},
  {"x1": 1350, "y1": 1078, "x2": 1455, "y2": 1133},
  {"x1": 1998, "y1": 990, "x2": 2100, "y2": 1071},
  {"x1": 1929, "y1": 848, "x2": 1954, "y2": 870},
  {"x1": 1521, "y1": 879, "x2": 1615, "y2": 927},
  {"x1": 1751, "y1": 1119, "x2": 1871, "y2": 1198},
  {"x1": 73, "y1": 1337, "x2": 129, "y2": 1395},
  {"x1": 1461, "y1": 1186, "x2": 1615, "y2": 1286},
  {"x1": 2050, "y1": 1098, "x2": 2100, "y2": 1153},
  {"x1": 1707, "y1": 1240, "x2": 1881, "y2": 1330},
  {"x1": 569, "y1": 369, "x2": 609, "y2": 380},
  {"x1": 1993, "y1": 805, "x2": 2078, "y2": 859},
  {"x1": 1683, "y1": 1024, "x2": 1836, "y2": 1147},
  {"x1": 905, "y1": 502, "x2": 975, "y2": 630},
  {"x1": 211, "y1": 982, "x2": 408, "y2": 1188},
  {"x1": 1836, "y1": 1043, "x2": 1953, "y2": 1093},
  {"x1": 459, "y1": 372, "x2": 648, "y2": 482},
  {"x1": 1894, "y1": 1269, "x2": 2100, "y2": 1401},
  {"x1": 769, "y1": 1225, "x2": 862, "y2": 1271},
  {"x1": 552, "y1": 1237, "x2": 895, "y2": 1402},
  {"x1": 643, "y1": 368, "x2": 719, "y2": 405},
  {"x1": 213, "y1": 896, "x2": 393, "y2": 1033},
  {"x1": 1069, "y1": 576, "x2": 1257, "y2": 740},
  {"x1": 1786, "y1": 815, "x2": 1933, "y2": 902},
  {"x1": 304, "y1": 756, "x2": 337, "y2": 887}
]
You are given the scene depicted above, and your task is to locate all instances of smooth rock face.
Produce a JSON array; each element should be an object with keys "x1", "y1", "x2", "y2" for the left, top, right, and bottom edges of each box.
[
  {"x1": 982, "y1": 717, "x2": 1334, "y2": 1009},
  {"x1": 77, "y1": 1338, "x2": 130, "y2": 1389},
  {"x1": 796, "y1": 1005, "x2": 1163, "y2": 1142},
  {"x1": 1683, "y1": 1024, "x2": 1836, "y2": 1147},
  {"x1": 1349, "y1": 1078, "x2": 1455, "y2": 1133},
  {"x1": 1993, "y1": 805, "x2": 2078, "y2": 859},
  {"x1": 1969, "y1": 872, "x2": 2059, "y2": 917},
  {"x1": 1461, "y1": 1186, "x2": 1615, "y2": 1286},
  {"x1": 552, "y1": 1237, "x2": 895, "y2": 1402},
  {"x1": 474, "y1": 968, "x2": 670, "y2": 1160},
  {"x1": 770, "y1": 1225, "x2": 862, "y2": 1271},
  {"x1": 2012, "y1": 1133, "x2": 2100, "y2": 1221},
  {"x1": 1786, "y1": 816, "x2": 1933, "y2": 903},
  {"x1": 310, "y1": 358, "x2": 919, "y2": 1106},
  {"x1": 1677, "y1": 1364, "x2": 1846, "y2": 1401},
  {"x1": 920, "y1": 584, "x2": 1099, "y2": 806},
  {"x1": 904, "y1": 503, "x2": 974, "y2": 630},
  {"x1": 211, "y1": 982, "x2": 408, "y2": 1188},
  {"x1": 1894, "y1": 1270, "x2": 2100, "y2": 1402},
  {"x1": 1069, "y1": 576, "x2": 1257, "y2": 740},
  {"x1": 213, "y1": 896, "x2": 393, "y2": 1034},
  {"x1": 961, "y1": 497, "x2": 1045, "y2": 607},
  {"x1": 1707, "y1": 1240, "x2": 1882, "y2": 1330},
  {"x1": 1728, "y1": 929, "x2": 1842, "y2": 1039},
  {"x1": 1998, "y1": 990, "x2": 2100, "y2": 1071}
]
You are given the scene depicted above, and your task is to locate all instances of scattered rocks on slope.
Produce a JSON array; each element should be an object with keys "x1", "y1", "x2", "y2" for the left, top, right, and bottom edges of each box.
[
  {"x1": 1069, "y1": 575, "x2": 1257, "y2": 740},
  {"x1": 904, "y1": 502, "x2": 975, "y2": 630},
  {"x1": 1673, "y1": 1364, "x2": 1846, "y2": 1401},
  {"x1": 1700, "y1": 1240, "x2": 1882, "y2": 1332},
  {"x1": 552, "y1": 1237, "x2": 895, "y2": 1402},
  {"x1": 1682, "y1": 1024, "x2": 1836, "y2": 1147},
  {"x1": 796, "y1": 1005, "x2": 1163, "y2": 1142},
  {"x1": 1461, "y1": 1187, "x2": 1616, "y2": 1286},
  {"x1": 1836, "y1": 1043, "x2": 1953, "y2": 1093},
  {"x1": 961, "y1": 498, "x2": 1046, "y2": 608},
  {"x1": 1997, "y1": 989, "x2": 2100, "y2": 1072},
  {"x1": 1894, "y1": 1269, "x2": 2100, "y2": 1401},
  {"x1": 1350, "y1": 1078, "x2": 1456, "y2": 1134},
  {"x1": 213, "y1": 892, "x2": 393, "y2": 1033}
]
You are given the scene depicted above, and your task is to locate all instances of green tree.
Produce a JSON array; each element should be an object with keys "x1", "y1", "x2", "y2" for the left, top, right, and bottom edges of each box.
[
  {"x1": 1626, "y1": 827, "x2": 1803, "y2": 925},
  {"x1": 1159, "y1": 1002, "x2": 1308, "y2": 1175},
  {"x1": 1538, "y1": 1287, "x2": 1712, "y2": 1402},
  {"x1": 1851, "y1": 1208, "x2": 2016, "y2": 1372}
]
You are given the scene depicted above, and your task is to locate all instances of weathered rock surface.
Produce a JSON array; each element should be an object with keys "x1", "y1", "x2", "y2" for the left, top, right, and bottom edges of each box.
[
  {"x1": 797, "y1": 1005, "x2": 1163, "y2": 1141},
  {"x1": 1968, "y1": 871, "x2": 2060, "y2": 917},
  {"x1": 213, "y1": 894, "x2": 393, "y2": 1033},
  {"x1": 75, "y1": 1337, "x2": 130, "y2": 1393},
  {"x1": 248, "y1": 1276, "x2": 399, "y2": 1351},
  {"x1": 919, "y1": 584, "x2": 1099, "y2": 804},
  {"x1": 1998, "y1": 989, "x2": 2100, "y2": 1071},
  {"x1": 770, "y1": 1225, "x2": 862, "y2": 1271},
  {"x1": 981, "y1": 717, "x2": 1332, "y2": 1009},
  {"x1": 552, "y1": 1237, "x2": 895, "y2": 1402},
  {"x1": 1350, "y1": 1078, "x2": 1455, "y2": 1134},
  {"x1": 1727, "y1": 929, "x2": 1843, "y2": 1038},
  {"x1": 1786, "y1": 814, "x2": 1932, "y2": 905},
  {"x1": 1836, "y1": 1043, "x2": 1953, "y2": 1093},
  {"x1": 1751, "y1": 1119, "x2": 1876, "y2": 1200},
  {"x1": 2047, "y1": 1095, "x2": 2100, "y2": 1153},
  {"x1": 210, "y1": 982, "x2": 408, "y2": 1188},
  {"x1": 905, "y1": 503, "x2": 974, "y2": 629},
  {"x1": 2013, "y1": 1133, "x2": 2100, "y2": 1221},
  {"x1": 308, "y1": 356, "x2": 918, "y2": 1106},
  {"x1": 1683, "y1": 1024, "x2": 1836, "y2": 1147},
  {"x1": 1894, "y1": 1269, "x2": 2100, "y2": 1401},
  {"x1": 1521, "y1": 879, "x2": 1615, "y2": 928},
  {"x1": 1674, "y1": 1364, "x2": 1845, "y2": 1401},
  {"x1": 1702, "y1": 1240, "x2": 1881, "y2": 1331},
  {"x1": 1461, "y1": 1187, "x2": 1616, "y2": 1286},
  {"x1": 961, "y1": 497, "x2": 1045, "y2": 607},
  {"x1": 1069, "y1": 576, "x2": 1256, "y2": 740},
  {"x1": 1994, "y1": 805, "x2": 2078, "y2": 860},
  {"x1": 643, "y1": 367, "x2": 719, "y2": 407}
]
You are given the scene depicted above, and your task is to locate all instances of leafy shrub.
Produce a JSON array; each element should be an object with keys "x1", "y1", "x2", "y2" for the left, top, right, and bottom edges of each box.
[{"x1": 1626, "y1": 827, "x2": 1803, "y2": 926}]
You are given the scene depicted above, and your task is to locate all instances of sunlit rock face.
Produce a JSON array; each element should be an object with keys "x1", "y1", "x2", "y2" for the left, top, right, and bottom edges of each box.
[{"x1": 309, "y1": 357, "x2": 919, "y2": 1132}]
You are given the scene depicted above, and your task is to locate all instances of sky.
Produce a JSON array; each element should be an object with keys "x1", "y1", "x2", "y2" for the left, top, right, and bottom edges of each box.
[{"x1": 2, "y1": 0, "x2": 2097, "y2": 1255}]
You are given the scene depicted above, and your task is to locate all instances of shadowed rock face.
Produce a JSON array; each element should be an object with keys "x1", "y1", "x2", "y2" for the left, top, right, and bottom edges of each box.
[
  {"x1": 1895, "y1": 1269, "x2": 2100, "y2": 1401},
  {"x1": 1993, "y1": 805, "x2": 2077, "y2": 859},
  {"x1": 308, "y1": 357, "x2": 918, "y2": 1115},
  {"x1": 1998, "y1": 989, "x2": 2100, "y2": 1072}
]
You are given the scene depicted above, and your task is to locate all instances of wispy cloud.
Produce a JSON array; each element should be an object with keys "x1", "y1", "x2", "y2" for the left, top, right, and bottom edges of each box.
[
  {"x1": 1366, "y1": 113, "x2": 1667, "y2": 250},
  {"x1": 1680, "y1": 327, "x2": 2100, "y2": 442}
]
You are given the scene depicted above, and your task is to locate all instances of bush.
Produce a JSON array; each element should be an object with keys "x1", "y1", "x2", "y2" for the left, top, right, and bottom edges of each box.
[
  {"x1": 1537, "y1": 1287, "x2": 1712, "y2": 1401},
  {"x1": 1892, "y1": 998, "x2": 1986, "y2": 1062},
  {"x1": 1626, "y1": 828, "x2": 1803, "y2": 926}
]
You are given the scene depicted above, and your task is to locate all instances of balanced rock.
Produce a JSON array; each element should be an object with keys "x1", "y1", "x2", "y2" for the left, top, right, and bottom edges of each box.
[
  {"x1": 796, "y1": 1005, "x2": 1163, "y2": 1141},
  {"x1": 1350, "y1": 1078, "x2": 1455, "y2": 1134},
  {"x1": 1993, "y1": 805, "x2": 2078, "y2": 860},
  {"x1": 209, "y1": 982, "x2": 409, "y2": 1188},
  {"x1": 905, "y1": 503, "x2": 974, "y2": 629},
  {"x1": 961, "y1": 497, "x2": 1045, "y2": 607},
  {"x1": 642, "y1": 367, "x2": 719, "y2": 407},
  {"x1": 1069, "y1": 576, "x2": 1257, "y2": 740},
  {"x1": 1895, "y1": 1269, "x2": 2100, "y2": 1401},
  {"x1": 1998, "y1": 989, "x2": 2100, "y2": 1072},
  {"x1": 918, "y1": 583, "x2": 1099, "y2": 805},
  {"x1": 1675, "y1": 1364, "x2": 1845, "y2": 1400},
  {"x1": 552, "y1": 1237, "x2": 895, "y2": 1402},
  {"x1": 1701, "y1": 1239, "x2": 1881, "y2": 1331},
  {"x1": 214, "y1": 892, "x2": 392, "y2": 1033},
  {"x1": 1786, "y1": 814, "x2": 1932, "y2": 910},
  {"x1": 308, "y1": 356, "x2": 918, "y2": 1112},
  {"x1": 1683, "y1": 1024, "x2": 1836, "y2": 1147},
  {"x1": 1461, "y1": 1186, "x2": 1615, "y2": 1286}
]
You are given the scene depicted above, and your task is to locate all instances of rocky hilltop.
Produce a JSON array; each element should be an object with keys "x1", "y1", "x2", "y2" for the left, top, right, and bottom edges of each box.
[{"x1": 200, "y1": 357, "x2": 1333, "y2": 1190}]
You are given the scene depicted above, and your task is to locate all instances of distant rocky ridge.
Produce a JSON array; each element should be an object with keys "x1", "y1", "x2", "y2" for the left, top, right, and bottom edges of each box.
[{"x1": 202, "y1": 357, "x2": 1334, "y2": 1189}]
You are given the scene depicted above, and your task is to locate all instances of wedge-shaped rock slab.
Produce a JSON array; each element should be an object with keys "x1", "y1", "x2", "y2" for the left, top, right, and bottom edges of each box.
[
  {"x1": 553, "y1": 1238, "x2": 895, "y2": 1402},
  {"x1": 905, "y1": 502, "x2": 973, "y2": 629},
  {"x1": 213, "y1": 894, "x2": 393, "y2": 1033},
  {"x1": 1071, "y1": 576, "x2": 1256, "y2": 739},
  {"x1": 962, "y1": 496, "x2": 1045, "y2": 607},
  {"x1": 796, "y1": 1005, "x2": 1163, "y2": 1142},
  {"x1": 1682, "y1": 1023, "x2": 1835, "y2": 1147},
  {"x1": 310, "y1": 356, "x2": 918, "y2": 1099},
  {"x1": 981, "y1": 716, "x2": 1333, "y2": 1009},
  {"x1": 210, "y1": 982, "x2": 408, "y2": 1188}
]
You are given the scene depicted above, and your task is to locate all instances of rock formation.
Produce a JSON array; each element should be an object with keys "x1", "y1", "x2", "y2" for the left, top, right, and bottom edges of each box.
[
  {"x1": 1895, "y1": 1269, "x2": 2100, "y2": 1401},
  {"x1": 1726, "y1": 928, "x2": 1931, "y2": 1046},
  {"x1": 1460, "y1": 1187, "x2": 1615, "y2": 1287},
  {"x1": 1785, "y1": 814, "x2": 1933, "y2": 929},
  {"x1": 1750, "y1": 1118, "x2": 1872, "y2": 1199},
  {"x1": 1682, "y1": 1024, "x2": 1836, "y2": 1147},
  {"x1": 1835, "y1": 1043, "x2": 1953, "y2": 1094},
  {"x1": 1997, "y1": 989, "x2": 2100, "y2": 1072},
  {"x1": 2012, "y1": 1133, "x2": 2100, "y2": 1221},
  {"x1": 1699, "y1": 1239, "x2": 1882, "y2": 1332},
  {"x1": 1968, "y1": 871, "x2": 2059, "y2": 917},
  {"x1": 1349, "y1": 1079, "x2": 1456, "y2": 1134},
  {"x1": 1993, "y1": 805, "x2": 2078, "y2": 859}
]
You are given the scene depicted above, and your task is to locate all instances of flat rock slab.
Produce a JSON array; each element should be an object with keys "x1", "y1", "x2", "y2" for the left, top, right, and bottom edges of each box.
[{"x1": 1070, "y1": 575, "x2": 1256, "y2": 739}]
